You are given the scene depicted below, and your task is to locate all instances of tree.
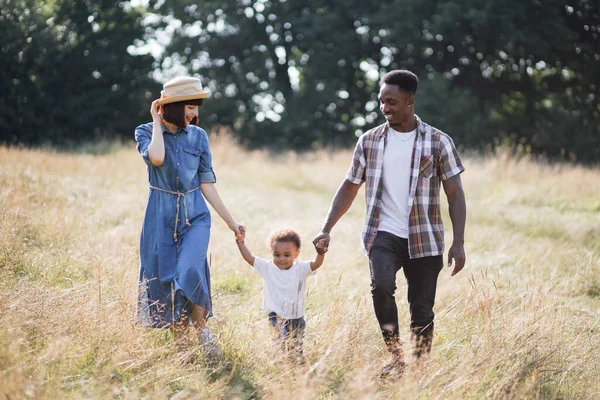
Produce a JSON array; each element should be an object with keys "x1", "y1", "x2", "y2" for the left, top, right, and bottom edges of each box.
[
  {"x1": 150, "y1": 0, "x2": 388, "y2": 149},
  {"x1": 380, "y1": 0, "x2": 600, "y2": 160},
  {"x1": 151, "y1": 0, "x2": 599, "y2": 161},
  {"x1": 0, "y1": 0, "x2": 160, "y2": 146}
]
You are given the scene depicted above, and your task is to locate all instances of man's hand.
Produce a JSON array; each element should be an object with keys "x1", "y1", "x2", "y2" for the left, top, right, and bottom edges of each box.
[
  {"x1": 448, "y1": 242, "x2": 465, "y2": 276},
  {"x1": 313, "y1": 231, "x2": 331, "y2": 255},
  {"x1": 315, "y1": 238, "x2": 329, "y2": 254}
]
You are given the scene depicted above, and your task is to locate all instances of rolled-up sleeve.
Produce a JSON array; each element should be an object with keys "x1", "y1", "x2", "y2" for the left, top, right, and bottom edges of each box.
[
  {"x1": 345, "y1": 135, "x2": 366, "y2": 185},
  {"x1": 198, "y1": 130, "x2": 217, "y2": 183},
  {"x1": 134, "y1": 123, "x2": 153, "y2": 166},
  {"x1": 438, "y1": 133, "x2": 465, "y2": 180}
]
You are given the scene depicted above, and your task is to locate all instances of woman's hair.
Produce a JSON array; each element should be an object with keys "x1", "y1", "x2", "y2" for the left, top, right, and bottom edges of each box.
[
  {"x1": 161, "y1": 99, "x2": 204, "y2": 128},
  {"x1": 267, "y1": 229, "x2": 301, "y2": 250}
]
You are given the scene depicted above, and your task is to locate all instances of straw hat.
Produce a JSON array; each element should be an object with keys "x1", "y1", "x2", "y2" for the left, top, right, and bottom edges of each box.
[{"x1": 158, "y1": 76, "x2": 211, "y2": 105}]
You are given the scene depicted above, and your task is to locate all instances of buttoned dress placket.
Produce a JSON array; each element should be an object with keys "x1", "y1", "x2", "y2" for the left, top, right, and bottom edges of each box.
[{"x1": 136, "y1": 123, "x2": 215, "y2": 329}]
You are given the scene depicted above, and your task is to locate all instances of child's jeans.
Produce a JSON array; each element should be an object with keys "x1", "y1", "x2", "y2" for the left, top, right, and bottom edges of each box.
[{"x1": 268, "y1": 312, "x2": 306, "y2": 361}]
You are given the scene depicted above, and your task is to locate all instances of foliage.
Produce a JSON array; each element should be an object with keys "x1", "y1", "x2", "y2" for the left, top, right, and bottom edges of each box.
[
  {"x1": 0, "y1": 0, "x2": 160, "y2": 145},
  {"x1": 1, "y1": 0, "x2": 599, "y2": 161},
  {"x1": 149, "y1": 0, "x2": 599, "y2": 161},
  {"x1": 398, "y1": 0, "x2": 600, "y2": 160}
]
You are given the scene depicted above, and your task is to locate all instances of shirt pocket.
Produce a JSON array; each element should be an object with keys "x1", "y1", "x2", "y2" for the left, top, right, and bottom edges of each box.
[
  {"x1": 182, "y1": 147, "x2": 200, "y2": 170},
  {"x1": 419, "y1": 155, "x2": 434, "y2": 179}
]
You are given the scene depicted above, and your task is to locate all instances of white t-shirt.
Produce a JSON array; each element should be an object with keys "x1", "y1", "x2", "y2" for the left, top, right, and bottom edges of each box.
[
  {"x1": 253, "y1": 256, "x2": 315, "y2": 319},
  {"x1": 378, "y1": 127, "x2": 416, "y2": 239}
]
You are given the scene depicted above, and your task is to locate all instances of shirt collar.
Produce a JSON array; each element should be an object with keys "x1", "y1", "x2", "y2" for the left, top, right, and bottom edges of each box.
[
  {"x1": 415, "y1": 115, "x2": 425, "y2": 135},
  {"x1": 161, "y1": 123, "x2": 189, "y2": 135},
  {"x1": 381, "y1": 114, "x2": 424, "y2": 138}
]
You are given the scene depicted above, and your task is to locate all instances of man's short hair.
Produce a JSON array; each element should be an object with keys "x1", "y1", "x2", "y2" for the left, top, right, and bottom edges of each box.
[{"x1": 381, "y1": 70, "x2": 419, "y2": 95}]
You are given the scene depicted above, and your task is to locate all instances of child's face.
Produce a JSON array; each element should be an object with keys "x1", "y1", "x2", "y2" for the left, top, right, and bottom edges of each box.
[{"x1": 271, "y1": 240, "x2": 300, "y2": 270}]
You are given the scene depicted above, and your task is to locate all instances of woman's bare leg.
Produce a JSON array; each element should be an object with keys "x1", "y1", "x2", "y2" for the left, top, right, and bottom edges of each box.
[
  {"x1": 190, "y1": 303, "x2": 221, "y2": 358},
  {"x1": 190, "y1": 304, "x2": 207, "y2": 330},
  {"x1": 169, "y1": 304, "x2": 206, "y2": 339}
]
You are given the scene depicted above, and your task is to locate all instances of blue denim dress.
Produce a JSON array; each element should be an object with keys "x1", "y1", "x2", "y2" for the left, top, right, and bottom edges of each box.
[{"x1": 135, "y1": 122, "x2": 216, "y2": 328}]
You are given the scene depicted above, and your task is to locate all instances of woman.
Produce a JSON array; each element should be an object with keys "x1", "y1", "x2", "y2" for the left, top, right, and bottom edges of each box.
[{"x1": 135, "y1": 76, "x2": 242, "y2": 356}]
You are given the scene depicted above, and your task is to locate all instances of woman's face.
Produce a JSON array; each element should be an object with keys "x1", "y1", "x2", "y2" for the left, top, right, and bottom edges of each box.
[{"x1": 184, "y1": 105, "x2": 199, "y2": 126}]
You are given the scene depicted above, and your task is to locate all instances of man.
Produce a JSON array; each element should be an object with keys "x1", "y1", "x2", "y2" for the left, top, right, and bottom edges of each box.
[{"x1": 313, "y1": 69, "x2": 466, "y2": 377}]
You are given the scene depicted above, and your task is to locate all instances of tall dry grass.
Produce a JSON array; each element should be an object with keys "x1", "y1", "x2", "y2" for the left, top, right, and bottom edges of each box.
[{"x1": 0, "y1": 136, "x2": 599, "y2": 399}]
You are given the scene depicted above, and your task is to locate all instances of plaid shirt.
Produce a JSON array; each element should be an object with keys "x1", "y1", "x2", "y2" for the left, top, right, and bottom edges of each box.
[{"x1": 346, "y1": 115, "x2": 464, "y2": 258}]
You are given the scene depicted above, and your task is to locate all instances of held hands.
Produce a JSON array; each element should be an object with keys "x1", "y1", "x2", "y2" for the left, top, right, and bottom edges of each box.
[
  {"x1": 234, "y1": 224, "x2": 246, "y2": 243},
  {"x1": 150, "y1": 99, "x2": 162, "y2": 122},
  {"x1": 314, "y1": 238, "x2": 329, "y2": 254},
  {"x1": 234, "y1": 225, "x2": 254, "y2": 266},
  {"x1": 312, "y1": 231, "x2": 330, "y2": 255},
  {"x1": 448, "y1": 242, "x2": 466, "y2": 276}
]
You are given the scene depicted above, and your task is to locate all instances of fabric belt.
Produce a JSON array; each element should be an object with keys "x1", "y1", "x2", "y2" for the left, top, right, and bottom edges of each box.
[{"x1": 149, "y1": 185, "x2": 200, "y2": 242}]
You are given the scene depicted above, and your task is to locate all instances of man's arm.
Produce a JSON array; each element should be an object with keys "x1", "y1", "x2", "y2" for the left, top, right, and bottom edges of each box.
[
  {"x1": 442, "y1": 174, "x2": 466, "y2": 276},
  {"x1": 313, "y1": 179, "x2": 361, "y2": 249}
]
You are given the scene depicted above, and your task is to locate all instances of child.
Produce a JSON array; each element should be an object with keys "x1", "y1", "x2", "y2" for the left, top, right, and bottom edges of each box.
[{"x1": 235, "y1": 227, "x2": 327, "y2": 362}]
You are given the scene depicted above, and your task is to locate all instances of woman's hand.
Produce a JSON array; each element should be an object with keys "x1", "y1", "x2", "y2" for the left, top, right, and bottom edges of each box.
[
  {"x1": 228, "y1": 221, "x2": 244, "y2": 240},
  {"x1": 150, "y1": 99, "x2": 162, "y2": 122},
  {"x1": 236, "y1": 225, "x2": 246, "y2": 243}
]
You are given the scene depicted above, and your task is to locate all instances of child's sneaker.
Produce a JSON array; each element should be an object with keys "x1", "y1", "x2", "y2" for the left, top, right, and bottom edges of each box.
[{"x1": 198, "y1": 328, "x2": 222, "y2": 360}]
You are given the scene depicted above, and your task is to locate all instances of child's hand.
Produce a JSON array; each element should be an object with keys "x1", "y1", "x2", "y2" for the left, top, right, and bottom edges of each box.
[
  {"x1": 315, "y1": 238, "x2": 328, "y2": 254},
  {"x1": 236, "y1": 225, "x2": 246, "y2": 243}
]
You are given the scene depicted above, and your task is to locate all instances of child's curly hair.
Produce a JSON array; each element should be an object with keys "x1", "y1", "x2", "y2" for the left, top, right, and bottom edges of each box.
[{"x1": 267, "y1": 228, "x2": 301, "y2": 250}]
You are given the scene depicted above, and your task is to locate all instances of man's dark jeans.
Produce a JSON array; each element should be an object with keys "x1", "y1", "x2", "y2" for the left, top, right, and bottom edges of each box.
[{"x1": 369, "y1": 231, "x2": 443, "y2": 356}]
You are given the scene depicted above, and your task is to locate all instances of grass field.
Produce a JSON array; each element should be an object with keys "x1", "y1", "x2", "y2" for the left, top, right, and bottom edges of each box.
[{"x1": 1, "y1": 135, "x2": 599, "y2": 399}]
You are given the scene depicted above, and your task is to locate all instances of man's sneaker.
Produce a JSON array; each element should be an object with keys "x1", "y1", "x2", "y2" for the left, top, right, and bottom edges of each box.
[{"x1": 198, "y1": 328, "x2": 222, "y2": 360}]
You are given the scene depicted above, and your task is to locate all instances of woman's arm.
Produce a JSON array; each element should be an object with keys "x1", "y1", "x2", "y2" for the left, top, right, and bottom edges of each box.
[
  {"x1": 147, "y1": 100, "x2": 165, "y2": 166},
  {"x1": 200, "y1": 182, "x2": 242, "y2": 236}
]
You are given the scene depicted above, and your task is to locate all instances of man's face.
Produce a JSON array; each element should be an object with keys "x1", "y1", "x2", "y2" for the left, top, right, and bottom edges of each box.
[{"x1": 378, "y1": 83, "x2": 413, "y2": 128}]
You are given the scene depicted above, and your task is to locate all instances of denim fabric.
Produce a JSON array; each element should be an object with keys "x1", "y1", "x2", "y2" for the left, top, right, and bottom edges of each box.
[
  {"x1": 368, "y1": 231, "x2": 443, "y2": 346},
  {"x1": 268, "y1": 312, "x2": 306, "y2": 357},
  {"x1": 135, "y1": 122, "x2": 217, "y2": 328}
]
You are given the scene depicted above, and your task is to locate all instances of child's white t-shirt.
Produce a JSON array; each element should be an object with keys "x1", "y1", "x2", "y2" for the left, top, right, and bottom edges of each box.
[{"x1": 253, "y1": 256, "x2": 315, "y2": 319}]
